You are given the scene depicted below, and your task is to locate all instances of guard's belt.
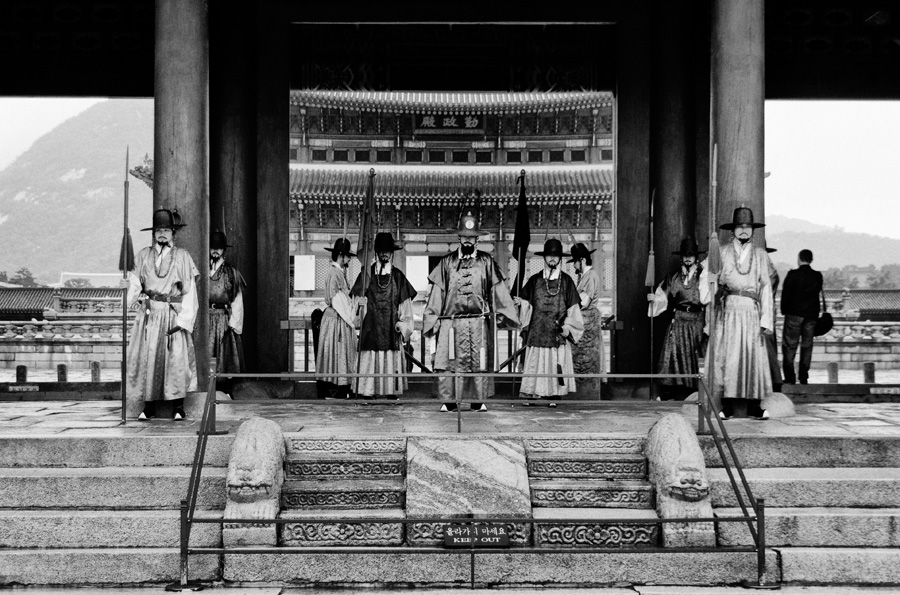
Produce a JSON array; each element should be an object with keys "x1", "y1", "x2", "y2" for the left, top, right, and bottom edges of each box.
[
  {"x1": 147, "y1": 292, "x2": 182, "y2": 304},
  {"x1": 674, "y1": 304, "x2": 704, "y2": 313},
  {"x1": 209, "y1": 303, "x2": 229, "y2": 310},
  {"x1": 725, "y1": 289, "x2": 759, "y2": 302}
]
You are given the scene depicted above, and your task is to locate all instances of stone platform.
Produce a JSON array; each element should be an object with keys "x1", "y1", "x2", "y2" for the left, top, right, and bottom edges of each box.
[{"x1": 4, "y1": 399, "x2": 900, "y2": 588}]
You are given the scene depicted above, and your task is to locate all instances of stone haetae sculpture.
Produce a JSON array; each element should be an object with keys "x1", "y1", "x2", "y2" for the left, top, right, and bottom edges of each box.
[
  {"x1": 223, "y1": 416, "x2": 285, "y2": 547},
  {"x1": 645, "y1": 413, "x2": 715, "y2": 547}
]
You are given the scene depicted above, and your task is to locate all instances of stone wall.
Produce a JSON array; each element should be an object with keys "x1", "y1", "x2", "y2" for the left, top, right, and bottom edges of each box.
[{"x1": 0, "y1": 319, "x2": 127, "y2": 370}]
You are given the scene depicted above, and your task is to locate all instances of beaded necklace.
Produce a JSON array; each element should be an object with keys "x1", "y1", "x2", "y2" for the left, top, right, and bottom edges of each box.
[
  {"x1": 733, "y1": 242, "x2": 752, "y2": 276},
  {"x1": 376, "y1": 264, "x2": 391, "y2": 289},
  {"x1": 544, "y1": 271, "x2": 561, "y2": 297},
  {"x1": 154, "y1": 246, "x2": 174, "y2": 278}
]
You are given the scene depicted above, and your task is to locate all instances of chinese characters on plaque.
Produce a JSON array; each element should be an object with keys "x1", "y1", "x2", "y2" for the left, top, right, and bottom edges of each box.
[{"x1": 417, "y1": 114, "x2": 482, "y2": 132}]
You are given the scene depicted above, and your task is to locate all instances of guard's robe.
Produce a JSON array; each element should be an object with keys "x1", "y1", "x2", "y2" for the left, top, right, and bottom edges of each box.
[
  {"x1": 209, "y1": 259, "x2": 245, "y2": 373},
  {"x1": 316, "y1": 263, "x2": 359, "y2": 387},
  {"x1": 423, "y1": 249, "x2": 519, "y2": 402},
  {"x1": 708, "y1": 240, "x2": 775, "y2": 401},
  {"x1": 518, "y1": 267, "x2": 584, "y2": 398},
  {"x1": 351, "y1": 262, "x2": 417, "y2": 397},
  {"x1": 125, "y1": 245, "x2": 200, "y2": 402},
  {"x1": 572, "y1": 266, "x2": 605, "y2": 395},
  {"x1": 648, "y1": 264, "x2": 710, "y2": 388}
]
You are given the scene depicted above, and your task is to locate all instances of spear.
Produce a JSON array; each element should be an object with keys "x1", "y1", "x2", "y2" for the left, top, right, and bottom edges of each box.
[
  {"x1": 118, "y1": 147, "x2": 134, "y2": 423},
  {"x1": 353, "y1": 169, "x2": 376, "y2": 397},
  {"x1": 645, "y1": 189, "x2": 656, "y2": 400},
  {"x1": 706, "y1": 143, "x2": 722, "y2": 418}
]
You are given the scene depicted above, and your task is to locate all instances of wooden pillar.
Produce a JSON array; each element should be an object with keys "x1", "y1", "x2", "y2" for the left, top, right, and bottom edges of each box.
[
  {"x1": 712, "y1": 0, "x2": 765, "y2": 241},
  {"x1": 614, "y1": 0, "x2": 652, "y2": 377},
  {"x1": 255, "y1": 0, "x2": 290, "y2": 372},
  {"x1": 650, "y1": 0, "x2": 696, "y2": 370},
  {"x1": 154, "y1": 0, "x2": 209, "y2": 386},
  {"x1": 210, "y1": 0, "x2": 257, "y2": 368}
]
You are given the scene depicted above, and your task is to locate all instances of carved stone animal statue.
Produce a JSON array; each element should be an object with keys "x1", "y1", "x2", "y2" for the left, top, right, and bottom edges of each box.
[
  {"x1": 645, "y1": 413, "x2": 715, "y2": 547},
  {"x1": 223, "y1": 416, "x2": 285, "y2": 547}
]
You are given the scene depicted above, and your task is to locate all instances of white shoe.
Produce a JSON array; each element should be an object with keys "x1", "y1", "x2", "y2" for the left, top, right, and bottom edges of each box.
[
  {"x1": 471, "y1": 403, "x2": 487, "y2": 412},
  {"x1": 758, "y1": 409, "x2": 770, "y2": 420},
  {"x1": 138, "y1": 411, "x2": 148, "y2": 421},
  {"x1": 548, "y1": 402, "x2": 557, "y2": 408},
  {"x1": 718, "y1": 411, "x2": 732, "y2": 421},
  {"x1": 440, "y1": 404, "x2": 449, "y2": 412}
]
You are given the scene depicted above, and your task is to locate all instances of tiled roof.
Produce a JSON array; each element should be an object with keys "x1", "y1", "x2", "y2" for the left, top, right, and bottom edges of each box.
[
  {"x1": 290, "y1": 90, "x2": 614, "y2": 115},
  {"x1": 289, "y1": 164, "x2": 613, "y2": 205},
  {"x1": 825, "y1": 289, "x2": 900, "y2": 312},
  {"x1": 0, "y1": 289, "x2": 54, "y2": 313}
]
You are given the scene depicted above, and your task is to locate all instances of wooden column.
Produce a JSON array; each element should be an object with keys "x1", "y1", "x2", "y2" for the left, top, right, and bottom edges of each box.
[
  {"x1": 614, "y1": 0, "x2": 652, "y2": 378},
  {"x1": 712, "y1": 0, "x2": 765, "y2": 240},
  {"x1": 210, "y1": 0, "x2": 257, "y2": 367},
  {"x1": 255, "y1": 0, "x2": 290, "y2": 372},
  {"x1": 154, "y1": 0, "x2": 209, "y2": 385},
  {"x1": 650, "y1": 0, "x2": 697, "y2": 370}
]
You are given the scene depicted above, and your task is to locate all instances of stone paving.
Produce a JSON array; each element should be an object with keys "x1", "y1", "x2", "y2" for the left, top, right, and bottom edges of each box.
[{"x1": 4, "y1": 395, "x2": 900, "y2": 439}]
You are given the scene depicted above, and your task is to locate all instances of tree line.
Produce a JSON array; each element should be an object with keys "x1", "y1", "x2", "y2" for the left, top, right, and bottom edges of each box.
[{"x1": 0, "y1": 268, "x2": 93, "y2": 288}]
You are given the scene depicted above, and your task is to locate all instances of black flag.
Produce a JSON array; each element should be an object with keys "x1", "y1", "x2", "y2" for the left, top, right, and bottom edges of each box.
[{"x1": 512, "y1": 170, "x2": 530, "y2": 297}]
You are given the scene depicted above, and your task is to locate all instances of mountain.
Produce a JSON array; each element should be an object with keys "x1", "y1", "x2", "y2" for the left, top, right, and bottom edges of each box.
[
  {"x1": 765, "y1": 215, "x2": 900, "y2": 270},
  {"x1": 0, "y1": 99, "x2": 154, "y2": 285}
]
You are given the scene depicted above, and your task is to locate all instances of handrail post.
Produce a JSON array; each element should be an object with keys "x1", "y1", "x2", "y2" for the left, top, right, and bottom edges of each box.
[
  {"x1": 165, "y1": 499, "x2": 203, "y2": 591},
  {"x1": 207, "y1": 358, "x2": 217, "y2": 435},
  {"x1": 698, "y1": 377, "x2": 707, "y2": 434},
  {"x1": 757, "y1": 497, "x2": 767, "y2": 587}
]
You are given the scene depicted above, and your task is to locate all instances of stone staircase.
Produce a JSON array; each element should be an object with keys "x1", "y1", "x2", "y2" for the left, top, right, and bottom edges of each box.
[
  {"x1": 278, "y1": 436, "x2": 407, "y2": 546},
  {"x1": 702, "y1": 433, "x2": 900, "y2": 585},
  {"x1": 525, "y1": 436, "x2": 660, "y2": 548},
  {"x1": 0, "y1": 433, "x2": 230, "y2": 585}
]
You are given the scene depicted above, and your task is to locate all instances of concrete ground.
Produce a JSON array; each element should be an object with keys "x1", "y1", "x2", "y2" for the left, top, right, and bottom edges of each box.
[{"x1": 9, "y1": 586, "x2": 900, "y2": 594}]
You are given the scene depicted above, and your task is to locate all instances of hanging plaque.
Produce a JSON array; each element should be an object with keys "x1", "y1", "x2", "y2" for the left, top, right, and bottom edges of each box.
[{"x1": 443, "y1": 523, "x2": 510, "y2": 547}]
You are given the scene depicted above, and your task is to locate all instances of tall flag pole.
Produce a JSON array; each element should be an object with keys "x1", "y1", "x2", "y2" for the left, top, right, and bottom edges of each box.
[
  {"x1": 706, "y1": 144, "x2": 722, "y2": 419},
  {"x1": 353, "y1": 169, "x2": 377, "y2": 395},
  {"x1": 512, "y1": 170, "x2": 530, "y2": 298},
  {"x1": 118, "y1": 147, "x2": 134, "y2": 423},
  {"x1": 645, "y1": 189, "x2": 656, "y2": 400}
]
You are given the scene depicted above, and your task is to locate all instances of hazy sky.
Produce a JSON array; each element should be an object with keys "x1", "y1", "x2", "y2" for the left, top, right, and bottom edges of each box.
[{"x1": 1, "y1": 97, "x2": 897, "y2": 239}]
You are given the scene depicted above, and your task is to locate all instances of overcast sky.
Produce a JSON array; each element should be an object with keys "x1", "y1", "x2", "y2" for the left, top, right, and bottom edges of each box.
[{"x1": 1, "y1": 97, "x2": 897, "y2": 240}]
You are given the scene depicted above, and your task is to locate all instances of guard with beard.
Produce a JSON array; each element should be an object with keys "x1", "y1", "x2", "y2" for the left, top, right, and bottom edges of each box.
[
  {"x1": 707, "y1": 207, "x2": 774, "y2": 420},
  {"x1": 351, "y1": 232, "x2": 417, "y2": 400},
  {"x1": 647, "y1": 237, "x2": 710, "y2": 400},
  {"x1": 121, "y1": 208, "x2": 200, "y2": 421},
  {"x1": 208, "y1": 230, "x2": 246, "y2": 376},
  {"x1": 423, "y1": 208, "x2": 519, "y2": 412}
]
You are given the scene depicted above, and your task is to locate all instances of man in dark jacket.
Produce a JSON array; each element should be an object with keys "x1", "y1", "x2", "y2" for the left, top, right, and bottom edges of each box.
[{"x1": 780, "y1": 249, "x2": 824, "y2": 385}]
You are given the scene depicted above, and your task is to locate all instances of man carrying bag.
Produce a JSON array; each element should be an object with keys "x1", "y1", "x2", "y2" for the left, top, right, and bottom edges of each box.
[{"x1": 781, "y1": 249, "x2": 824, "y2": 385}]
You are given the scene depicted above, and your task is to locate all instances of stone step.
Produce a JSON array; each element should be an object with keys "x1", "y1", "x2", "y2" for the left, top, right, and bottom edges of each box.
[
  {"x1": 0, "y1": 509, "x2": 222, "y2": 548},
  {"x1": 530, "y1": 479, "x2": 654, "y2": 509},
  {"x1": 279, "y1": 509, "x2": 405, "y2": 546},
  {"x1": 716, "y1": 506, "x2": 900, "y2": 547},
  {"x1": 281, "y1": 478, "x2": 405, "y2": 509},
  {"x1": 700, "y1": 435, "x2": 900, "y2": 469},
  {"x1": 0, "y1": 467, "x2": 226, "y2": 509},
  {"x1": 525, "y1": 436, "x2": 645, "y2": 455},
  {"x1": 532, "y1": 507, "x2": 659, "y2": 548},
  {"x1": 285, "y1": 452, "x2": 405, "y2": 480},
  {"x1": 527, "y1": 452, "x2": 647, "y2": 479},
  {"x1": 284, "y1": 435, "x2": 406, "y2": 456},
  {"x1": 0, "y1": 435, "x2": 232, "y2": 468},
  {"x1": 780, "y1": 547, "x2": 900, "y2": 585},
  {"x1": 0, "y1": 548, "x2": 220, "y2": 585},
  {"x1": 224, "y1": 550, "x2": 779, "y2": 585},
  {"x1": 709, "y1": 467, "x2": 900, "y2": 508}
]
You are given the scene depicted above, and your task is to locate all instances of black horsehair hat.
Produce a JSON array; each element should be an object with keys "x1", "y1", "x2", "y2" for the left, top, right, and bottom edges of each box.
[
  {"x1": 535, "y1": 238, "x2": 568, "y2": 258},
  {"x1": 141, "y1": 208, "x2": 186, "y2": 231},
  {"x1": 672, "y1": 237, "x2": 706, "y2": 257},
  {"x1": 325, "y1": 238, "x2": 355, "y2": 257},
  {"x1": 210, "y1": 230, "x2": 232, "y2": 250},
  {"x1": 567, "y1": 242, "x2": 596, "y2": 263},
  {"x1": 719, "y1": 206, "x2": 765, "y2": 230},
  {"x1": 374, "y1": 232, "x2": 402, "y2": 252}
]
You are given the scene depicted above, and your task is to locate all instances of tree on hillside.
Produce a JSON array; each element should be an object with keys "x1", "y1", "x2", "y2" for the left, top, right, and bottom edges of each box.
[
  {"x1": 9, "y1": 267, "x2": 42, "y2": 287},
  {"x1": 823, "y1": 268, "x2": 850, "y2": 289},
  {"x1": 0, "y1": 271, "x2": 6, "y2": 282},
  {"x1": 867, "y1": 271, "x2": 898, "y2": 289},
  {"x1": 63, "y1": 278, "x2": 93, "y2": 288}
]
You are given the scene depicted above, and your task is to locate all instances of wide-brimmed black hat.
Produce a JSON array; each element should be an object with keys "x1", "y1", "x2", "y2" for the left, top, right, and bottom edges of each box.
[
  {"x1": 141, "y1": 208, "x2": 186, "y2": 231},
  {"x1": 325, "y1": 238, "x2": 355, "y2": 256},
  {"x1": 374, "y1": 232, "x2": 402, "y2": 252},
  {"x1": 209, "y1": 230, "x2": 232, "y2": 250},
  {"x1": 672, "y1": 237, "x2": 706, "y2": 257},
  {"x1": 719, "y1": 206, "x2": 765, "y2": 230},
  {"x1": 567, "y1": 242, "x2": 596, "y2": 263},
  {"x1": 535, "y1": 238, "x2": 568, "y2": 258}
]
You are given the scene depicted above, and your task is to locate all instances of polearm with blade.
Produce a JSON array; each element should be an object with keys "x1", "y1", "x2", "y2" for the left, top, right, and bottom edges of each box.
[
  {"x1": 644, "y1": 189, "x2": 656, "y2": 400},
  {"x1": 353, "y1": 169, "x2": 376, "y2": 397},
  {"x1": 705, "y1": 144, "x2": 722, "y2": 419},
  {"x1": 118, "y1": 147, "x2": 135, "y2": 423},
  {"x1": 508, "y1": 170, "x2": 530, "y2": 392}
]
